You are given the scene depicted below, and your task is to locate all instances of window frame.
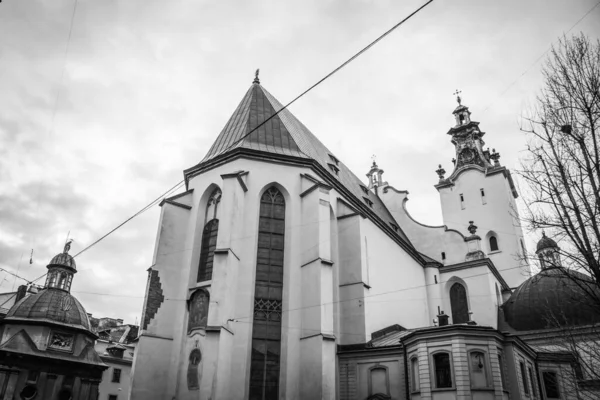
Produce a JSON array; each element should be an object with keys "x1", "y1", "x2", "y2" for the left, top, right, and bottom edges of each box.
[
  {"x1": 497, "y1": 352, "x2": 507, "y2": 391},
  {"x1": 520, "y1": 361, "x2": 530, "y2": 396},
  {"x1": 449, "y1": 282, "x2": 470, "y2": 324},
  {"x1": 108, "y1": 395, "x2": 118, "y2": 400},
  {"x1": 527, "y1": 364, "x2": 537, "y2": 398},
  {"x1": 467, "y1": 349, "x2": 491, "y2": 389},
  {"x1": 542, "y1": 370, "x2": 560, "y2": 399},
  {"x1": 430, "y1": 351, "x2": 455, "y2": 390},
  {"x1": 111, "y1": 368, "x2": 121, "y2": 383},
  {"x1": 410, "y1": 356, "x2": 420, "y2": 393},
  {"x1": 489, "y1": 235, "x2": 499, "y2": 252}
]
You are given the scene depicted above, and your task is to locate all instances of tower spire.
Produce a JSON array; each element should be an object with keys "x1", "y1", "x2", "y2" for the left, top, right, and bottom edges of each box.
[{"x1": 253, "y1": 69, "x2": 260, "y2": 85}]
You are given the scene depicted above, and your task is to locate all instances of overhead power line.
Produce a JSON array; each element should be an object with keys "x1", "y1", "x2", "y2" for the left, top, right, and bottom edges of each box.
[{"x1": 25, "y1": 0, "x2": 436, "y2": 284}]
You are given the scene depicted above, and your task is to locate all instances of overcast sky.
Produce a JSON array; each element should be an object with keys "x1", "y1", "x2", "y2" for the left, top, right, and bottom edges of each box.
[{"x1": 1, "y1": 0, "x2": 599, "y2": 324}]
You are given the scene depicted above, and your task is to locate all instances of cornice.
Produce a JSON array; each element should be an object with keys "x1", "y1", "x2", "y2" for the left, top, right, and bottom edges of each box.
[{"x1": 183, "y1": 148, "x2": 426, "y2": 266}]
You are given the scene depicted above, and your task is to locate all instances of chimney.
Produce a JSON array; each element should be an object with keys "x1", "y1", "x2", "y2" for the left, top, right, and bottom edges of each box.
[
  {"x1": 16, "y1": 285, "x2": 28, "y2": 302},
  {"x1": 437, "y1": 311, "x2": 449, "y2": 326}
]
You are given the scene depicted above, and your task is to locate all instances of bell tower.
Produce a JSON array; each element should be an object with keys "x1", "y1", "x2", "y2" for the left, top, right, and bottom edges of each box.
[{"x1": 434, "y1": 92, "x2": 530, "y2": 288}]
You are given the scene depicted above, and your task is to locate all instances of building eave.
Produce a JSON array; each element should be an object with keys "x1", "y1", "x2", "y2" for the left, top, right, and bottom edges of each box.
[{"x1": 183, "y1": 148, "x2": 426, "y2": 266}]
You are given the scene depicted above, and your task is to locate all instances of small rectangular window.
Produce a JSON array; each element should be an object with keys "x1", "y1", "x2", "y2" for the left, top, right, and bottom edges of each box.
[
  {"x1": 112, "y1": 368, "x2": 122, "y2": 383},
  {"x1": 542, "y1": 371, "x2": 560, "y2": 398},
  {"x1": 434, "y1": 275, "x2": 438, "y2": 284},
  {"x1": 528, "y1": 366, "x2": 537, "y2": 398},
  {"x1": 359, "y1": 184, "x2": 369, "y2": 194},
  {"x1": 480, "y1": 188, "x2": 487, "y2": 205},
  {"x1": 498, "y1": 354, "x2": 506, "y2": 388},
  {"x1": 520, "y1": 362, "x2": 529, "y2": 395},
  {"x1": 433, "y1": 353, "x2": 452, "y2": 388},
  {"x1": 460, "y1": 194, "x2": 465, "y2": 210},
  {"x1": 363, "y1": 197, "x2": 373, "y2": 207},
  {"x1": 441, "y1": 252, "x2": 446, "y2": 260},
  {"x1": 108, "y1": 396, "x2": 118, "y2": 400}
]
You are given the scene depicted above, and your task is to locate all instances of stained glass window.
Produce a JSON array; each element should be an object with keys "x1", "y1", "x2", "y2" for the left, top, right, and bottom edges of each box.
[
  {"x1": 197, "y1": 188, "x2": 221, "y2": 282},
  {"x1": 450, "y1": 282, "x2": 469, "y2": 324},
  {"x1": 197, "y1": 219, "x2": 219, "y2": 282},
  {"x1": 249, "y1": 187, "x2": 285, "y2": 400}
]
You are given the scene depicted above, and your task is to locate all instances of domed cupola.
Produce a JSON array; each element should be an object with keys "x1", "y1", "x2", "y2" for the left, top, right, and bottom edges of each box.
[
  {"x1": 5, "y1": 241, "x2": 92, "y2": 332},
  {"x1": 502, "y1": 267, "x2": 600, "y2": 331},
  {"x1": 536, "y1": 232, "x2": 561, "y2": 269},
  {"x1": 44, "y1": 239, "x2": 77, "y2": 292}
]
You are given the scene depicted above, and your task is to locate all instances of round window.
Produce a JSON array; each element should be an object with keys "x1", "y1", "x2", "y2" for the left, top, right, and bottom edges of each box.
[{"x1": 20, "y1": 385, "x2": 37, "y2": 400}]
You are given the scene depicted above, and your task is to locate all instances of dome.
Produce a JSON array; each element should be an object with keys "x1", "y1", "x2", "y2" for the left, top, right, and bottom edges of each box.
[
  {"x1": 48, "y1": 252, "x2": 76, "y2": 270},
  {"x1": 503, "y1": 267, "x2": 600, "y2": 331},
  {"x1": 4, "y1": 288, "x2": 91, "y2": 332},
  {"x1": 536, "y1": 232, "x2": 558, "y2": 252}
]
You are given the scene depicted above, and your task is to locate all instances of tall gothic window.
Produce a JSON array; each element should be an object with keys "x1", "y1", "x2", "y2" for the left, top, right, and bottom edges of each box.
[
  {"x1": 450, "y1": 282, "x2": 469, "y2": 323},
  {"x1": 249, "y1": 187, "x2": 285, "y2": 400},
  {"x1": 197, "y1": 189, "x2": 221, "y2": 282}
]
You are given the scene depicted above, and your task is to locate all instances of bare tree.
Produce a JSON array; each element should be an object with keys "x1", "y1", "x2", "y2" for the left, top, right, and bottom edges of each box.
[{"x1": 519, "y1": 33, "x2": 600, "y2": 398}]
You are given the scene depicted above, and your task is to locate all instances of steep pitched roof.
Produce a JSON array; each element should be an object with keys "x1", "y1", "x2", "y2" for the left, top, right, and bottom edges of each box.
[{"x1": 185, "y1": 82, "x2": 416, "y2": 253}]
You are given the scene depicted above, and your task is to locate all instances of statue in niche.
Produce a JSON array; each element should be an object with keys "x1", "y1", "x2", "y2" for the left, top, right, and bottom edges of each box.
[
  {"x1": 188, "y1": 289, "x2": 209, "y2": 333},
  {"x1": 187, "y1": 348, "x2": 202, "y2": 390}
]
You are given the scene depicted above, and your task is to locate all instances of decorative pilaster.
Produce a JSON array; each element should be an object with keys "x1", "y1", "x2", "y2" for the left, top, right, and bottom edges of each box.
[{"x1": 299, "y1": 183, "x2": 336, "y2": 400}]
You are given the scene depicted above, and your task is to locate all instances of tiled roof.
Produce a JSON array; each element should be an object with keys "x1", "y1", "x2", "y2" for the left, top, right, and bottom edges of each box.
[
  {"x1": 189, "y1": 82, "x2": 413, "y2": 246},
  {"x1": 4, "y1": 288, "x2": 91, "y2": 332}
]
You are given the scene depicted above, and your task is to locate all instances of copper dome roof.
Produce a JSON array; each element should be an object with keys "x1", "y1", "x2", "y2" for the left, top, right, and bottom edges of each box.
[
  {"x1": 503, "y1": 267, "x2": 600, "y2": 331},
  {"x1": 48, "y1": 252, "x2": 76, "y2": 270},
  {"x1": 536, "y1": 233, "x2": 558, "y2": 252},
  {"x1": 4, "y1": 288, "x2": 91, "y2": 332}
]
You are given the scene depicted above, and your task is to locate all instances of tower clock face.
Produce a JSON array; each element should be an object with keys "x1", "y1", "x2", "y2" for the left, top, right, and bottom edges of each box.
[{"x1": 459, "y1": 148, "x2": 475, "y2": 163}]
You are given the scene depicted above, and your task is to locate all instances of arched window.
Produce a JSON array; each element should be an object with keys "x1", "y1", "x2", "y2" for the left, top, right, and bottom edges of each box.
[
  {"x1": 58, "y1": 273, "x2": 67, "y2": 290},
  {"x1": 48, "y1": 272, "x2": 57, "y2": 288},
  {"x1": 450, "y1": 282, "x2": 469, "y2": 324},
  {"x1": 187, "y1": 349, "x2": 202, "y2": 390},
  {"x1": 188, "y1": 289, "x2": 209, "y2": 332},
  {"x1": 197, "y1": 188, "x2": 221, "y2": 283},
  {"x1": 249, "y1": 187, "x2": 285, "y2": 400},
  {"x1": 433, "y1": 352, "x2": 452, "y2": 388},
  {"x1": 197, "y1": 219, "x2": 219, "y2": 282},
  {"x1": 469, "y1": 351, "x2": 489, "y2": 388},
  {"x1": 489, "y1": 236, "x2": 499, "y2": 252},
  {"x1": 410, "y1": 357, "x2": 420, "y2": 392}
]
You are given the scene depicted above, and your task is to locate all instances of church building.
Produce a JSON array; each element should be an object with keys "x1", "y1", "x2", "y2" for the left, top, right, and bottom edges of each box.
[{"x1": 130, "y1": 76, "x2": 600, "y2": 400}]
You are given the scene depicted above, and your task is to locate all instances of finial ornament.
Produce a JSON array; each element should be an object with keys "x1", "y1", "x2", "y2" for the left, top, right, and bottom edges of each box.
[
  {"x1": 435, "y1": 164, "x2": 446, "y2": 180},
  {"x1": 253, "y1": 69, "x2": 260, "y2": 84},
  {"x1": 453, "y1": 89, "x2": 462, "y2": 105},
  {"x1": 467, "y1": 221, "x2": 478, "y2": 235},
  {"x1": 371, "y1": 154, "x2": 377, "y2": 167},
  {"x1": 63, "y1": 239, "x2": 73, "y2": 254}
]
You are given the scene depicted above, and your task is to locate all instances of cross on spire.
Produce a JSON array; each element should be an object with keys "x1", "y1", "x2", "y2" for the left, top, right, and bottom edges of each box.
[
  {"x1": 453, "y1": 89, "x2": 462, "y2": 105},
  {"x1": 371, "y1": 154, "x2": 377, "y2": 167}
]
